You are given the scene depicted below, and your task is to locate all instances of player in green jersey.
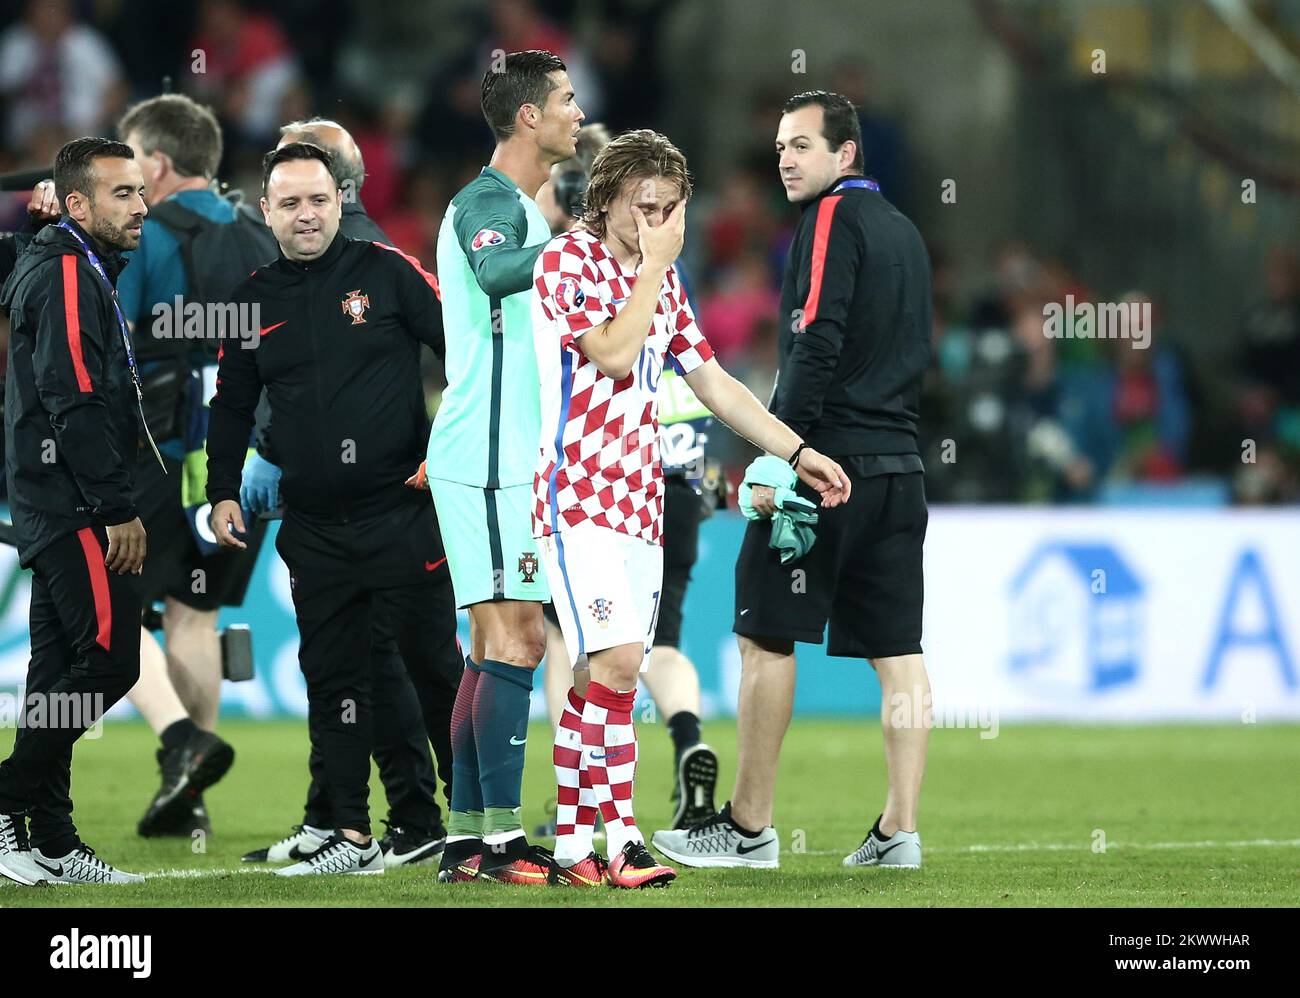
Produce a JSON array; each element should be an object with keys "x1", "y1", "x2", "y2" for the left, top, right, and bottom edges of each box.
[{"x1": 425, "y1": 50, "x2": 584, "y2": 885}]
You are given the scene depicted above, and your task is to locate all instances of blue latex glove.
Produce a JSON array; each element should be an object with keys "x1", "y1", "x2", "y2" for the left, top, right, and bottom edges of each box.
[{"x1": 240, "y1": 452, "x2": 282, "y2": 516}]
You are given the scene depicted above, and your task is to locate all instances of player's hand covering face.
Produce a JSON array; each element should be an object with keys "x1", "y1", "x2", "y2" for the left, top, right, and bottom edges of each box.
[{"x1": 606, "y1": 175, "x2": 685, "y2": 269}]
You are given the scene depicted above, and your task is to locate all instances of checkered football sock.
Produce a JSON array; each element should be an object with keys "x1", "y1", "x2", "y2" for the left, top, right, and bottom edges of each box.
[
  {"x1": 581, "y1": 681, "x2": 640, "y2": 856},
  {"x1": 554, "y1": 687, "x2": 599, "y2": 866}
]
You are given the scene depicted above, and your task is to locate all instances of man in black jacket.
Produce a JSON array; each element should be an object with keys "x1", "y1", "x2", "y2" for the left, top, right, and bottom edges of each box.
[
  {"x1": 206, "y1": 143, "x2": 460, "y2": 876},
  {"x1": 654, "y1": 91, "x2": 934, "y2": 872},
  {"x1": 0, "y1": 137, "x2": 152, "y2": 886},
  {"x1": 238, "y1": 120, "x2": 451, "y2": 869}
]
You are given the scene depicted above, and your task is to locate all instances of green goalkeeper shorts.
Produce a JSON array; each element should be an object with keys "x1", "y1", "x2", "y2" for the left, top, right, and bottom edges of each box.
[{"x1": 427, "y1": 479, "x2": 550, "y2": 608}]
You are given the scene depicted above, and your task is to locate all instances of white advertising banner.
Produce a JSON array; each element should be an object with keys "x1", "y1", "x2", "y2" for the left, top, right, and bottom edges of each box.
[{"x1": 923, "y1": 508, "x2": 1300, "y2": 721}]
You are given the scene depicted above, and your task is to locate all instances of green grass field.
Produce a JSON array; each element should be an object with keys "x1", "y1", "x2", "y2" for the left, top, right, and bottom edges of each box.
[{"x1": 1, "y1": 719, "x2": 1297, "y2": 907}]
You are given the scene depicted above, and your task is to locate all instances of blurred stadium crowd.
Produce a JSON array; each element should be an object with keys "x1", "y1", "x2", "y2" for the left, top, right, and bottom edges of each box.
[{"x1": 0, "y1": 0, "x2": 1296, "y2": 505}]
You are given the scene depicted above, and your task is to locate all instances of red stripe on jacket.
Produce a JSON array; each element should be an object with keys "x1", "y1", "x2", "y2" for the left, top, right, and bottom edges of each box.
[
  {"x1": 63, "y1": 255, "x2": 93, "y2": 392},
  {"x1": 799, "y1": 195, "x2": 842, "y2": 330},
  {"x1": 372, "y1": 242, "x2": 441, "y2": 299},
  {"x1": 76, "y1": 527, "x2": 112, "y2": 651}
]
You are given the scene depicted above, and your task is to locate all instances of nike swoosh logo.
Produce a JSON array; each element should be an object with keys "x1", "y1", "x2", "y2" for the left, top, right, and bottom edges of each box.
[
  {"x1": 425, "y1": 557, "x2": 447, "y2": 571},
  {"x1": 259, "y1": 321, "x2": 287, "y2": 337},
  {"x1": 736, "y1": 838, "x2": 774, "y2": 855},
  {"x1": 34, "y1": 859, "x2": 64, "y2": 876},
  {"x1": 876, "y1": 839, "x2": 905, "y2": 857},
  {"x1": 288, "y1": 844, "x2": 315, "y2": 861},
  {"x1": 739, "y1": 608, "x2": 751, "y2": 616},
  {"x1": 509, "y1": 735, "x2": 527, "y2": 746}
]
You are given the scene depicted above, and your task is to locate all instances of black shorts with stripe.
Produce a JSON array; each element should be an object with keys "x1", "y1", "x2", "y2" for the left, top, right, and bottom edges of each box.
[
  {"x1": 134, "y1": 448, "x2": 268, "y2": 610},
  {"x1": 733, "y1": 469, "x2": 927, "y2": 659}
]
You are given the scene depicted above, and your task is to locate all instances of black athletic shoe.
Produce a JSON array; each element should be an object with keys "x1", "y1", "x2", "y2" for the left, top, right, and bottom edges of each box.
[
  {"x1": 379, "y1": 821, "x2": 447, "y2": 868},
  {"x1": 437, "y1": 838, "x2": 482, "y2": 883},
  {"x1": 671, "y1": 743, "x2": 719, "y2": 830},
  {"x1": 137, "y1": 731, "x2": 235, "y2": 837},
  {"x1": 146, "y1": 793, "x2": 214, "y2": 838}
]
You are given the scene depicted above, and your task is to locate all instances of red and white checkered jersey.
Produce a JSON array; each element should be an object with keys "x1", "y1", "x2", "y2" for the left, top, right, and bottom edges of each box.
[{"x1": 532, "y1": 228, "x2": 714, "y2": 544}]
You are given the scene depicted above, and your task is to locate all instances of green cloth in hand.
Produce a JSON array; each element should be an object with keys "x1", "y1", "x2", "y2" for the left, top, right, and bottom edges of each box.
[{"x1": 740, "y1": 455, "x2": 819, "y2": 562}]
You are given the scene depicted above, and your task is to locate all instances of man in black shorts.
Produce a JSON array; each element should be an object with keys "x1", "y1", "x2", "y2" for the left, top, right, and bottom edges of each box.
[{"x1": 653, "y1": 91, "x2": 933, "y2": 870}]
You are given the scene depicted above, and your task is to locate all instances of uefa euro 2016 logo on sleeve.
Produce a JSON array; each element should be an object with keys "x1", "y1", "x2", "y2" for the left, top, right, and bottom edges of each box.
[
  {"x1": 555, "y1": 276, "x2": 586, "y2": 313},
  {"x1": 588, "y1": 597, "x2": 614, "y2": 628},
  {"x1": 471, "y1": 228, "x2": 506, "y2": 251}
]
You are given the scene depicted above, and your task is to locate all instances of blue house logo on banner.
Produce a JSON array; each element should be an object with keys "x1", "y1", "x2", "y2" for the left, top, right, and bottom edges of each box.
[{"x1": 1008, "y1": 542, "x2": 1144, "y2": 695}]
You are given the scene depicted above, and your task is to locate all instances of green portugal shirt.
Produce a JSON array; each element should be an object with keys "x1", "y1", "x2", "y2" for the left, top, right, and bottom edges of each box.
[{"x1": 427, "y1": 167, "x2": 552, "y2": 488}]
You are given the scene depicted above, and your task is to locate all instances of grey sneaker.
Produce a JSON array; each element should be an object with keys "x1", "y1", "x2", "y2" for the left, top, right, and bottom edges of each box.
[
  {"x1": 0, "y1": 812, "x2": 47, "y2": 886},
  {"x1": 242, "y1": 824, "x2": 333, "y2": 863},
  {"x1": 651, "y1": 802, "x2": 779, "y2": 869},
  {"x1": 842, "y1": 816, "x2": 922, "y2": 869},
  {"x1": 275, "y1": 833, "x2": 384, "y2": 876},
  {"x1": 32, "y1": 845, "x2": 145, "y2": 884}
]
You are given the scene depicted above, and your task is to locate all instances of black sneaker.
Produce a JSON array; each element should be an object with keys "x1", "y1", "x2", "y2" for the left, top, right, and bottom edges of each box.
[
  {"x1": 437, "y1": 838, "x2": 482, "y2": 883},
  {"x1": 671, "y1": 743, "x2": 719, "y2": 830},
  {"x1": 378, "y1": 820, "x2": 447, "y2": 868},
  {"x1": 147, "y1": 792, "x2": 213, "y2": 838},
  {"x1": 137, "y1": 731, "x2": 235, "y2": 837}
]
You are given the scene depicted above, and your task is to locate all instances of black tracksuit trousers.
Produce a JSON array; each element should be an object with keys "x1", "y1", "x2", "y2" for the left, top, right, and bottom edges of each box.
[
  {"x1": 276, "y1": 496, "x2": 461, "y2": 837},
  {"x1": 0, "y1": 526, "x2": 142, "y2": 849}
]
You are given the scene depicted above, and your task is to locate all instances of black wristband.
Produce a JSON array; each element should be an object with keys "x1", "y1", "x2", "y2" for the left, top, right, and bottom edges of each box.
[{"x1": 788, "y1": 442, "x2": 809, "y2": 468}]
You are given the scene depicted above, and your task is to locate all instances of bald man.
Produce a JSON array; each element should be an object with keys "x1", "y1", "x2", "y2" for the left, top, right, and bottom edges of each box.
[
  {"x1": 277, "y1": 119, "x2": 388, "y2": 243},
  {"x1": 239, "y1": 119, "x2": 458, "y2": 870}
]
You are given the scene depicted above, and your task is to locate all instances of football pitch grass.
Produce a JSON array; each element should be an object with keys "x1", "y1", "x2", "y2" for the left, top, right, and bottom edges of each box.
[{"x1": 1, "y1": 718, "x2": 1296, "y2": 907}]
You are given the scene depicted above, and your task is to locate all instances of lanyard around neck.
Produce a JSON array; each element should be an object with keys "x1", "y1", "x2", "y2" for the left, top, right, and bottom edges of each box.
[{"x1": 57, "y1": 220, "x2": 166, "y2": 473}]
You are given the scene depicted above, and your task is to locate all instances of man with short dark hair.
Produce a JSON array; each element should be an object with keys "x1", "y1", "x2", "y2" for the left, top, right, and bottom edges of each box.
[
  {"x1": 206, "y1": 143, "x2": 460, "y2": 877},
  {"x1": 653, "y1": 90, "x2": 934, "y2": 871},
  {"x1": 0, "y1": 137, "x2": 151, "y2": 885},
  {"x1": 425, "y1": 49, "x2": 584, "y2": 886},
  {"x1": 238, "y1": 121, "x2": 453, "y2": 869}
]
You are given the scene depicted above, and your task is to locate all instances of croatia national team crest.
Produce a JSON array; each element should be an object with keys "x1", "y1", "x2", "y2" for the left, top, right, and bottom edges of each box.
[
  {"x1": 588, "y1": 597, "x2": 614, "y2": 628},
  {"x1": 518, "y1": 552, "x2": 539, "y2": 584},
  {"x1": 471, "y1": 228, "x2": 506, "y2": 251},
  {"x1": 341, "y1": 289, "x2": 370, "y2": 325},
  {"x1": 554, "y1": 276, "x2": 586, "y2": 313}
]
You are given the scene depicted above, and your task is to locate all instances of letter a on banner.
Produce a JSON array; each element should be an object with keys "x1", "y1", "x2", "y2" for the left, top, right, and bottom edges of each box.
[{"x1": 1202, "y1": 549, "x2": 1297, "y2": 690}]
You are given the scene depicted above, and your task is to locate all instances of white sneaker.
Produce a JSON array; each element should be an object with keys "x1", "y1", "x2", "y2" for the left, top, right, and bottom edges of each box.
[
  {"x1": 651, "y1": 802, "x2": 779, "y2": 869},
  {"x1": 32, "y1": 845, "x2": 145, "y2": 884},
  {"x1": 842, "y1": 817, "x2": 922, "y2": 869},
  {"x1": 0, "y1": 812, "x2": 47, "y2": 886},
  {"x1": 241, "y1": 824, "x2": 333, "y2": 863},
  {"x1": 275, "y1": 833, "x2": 384, "y2": 876}
]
